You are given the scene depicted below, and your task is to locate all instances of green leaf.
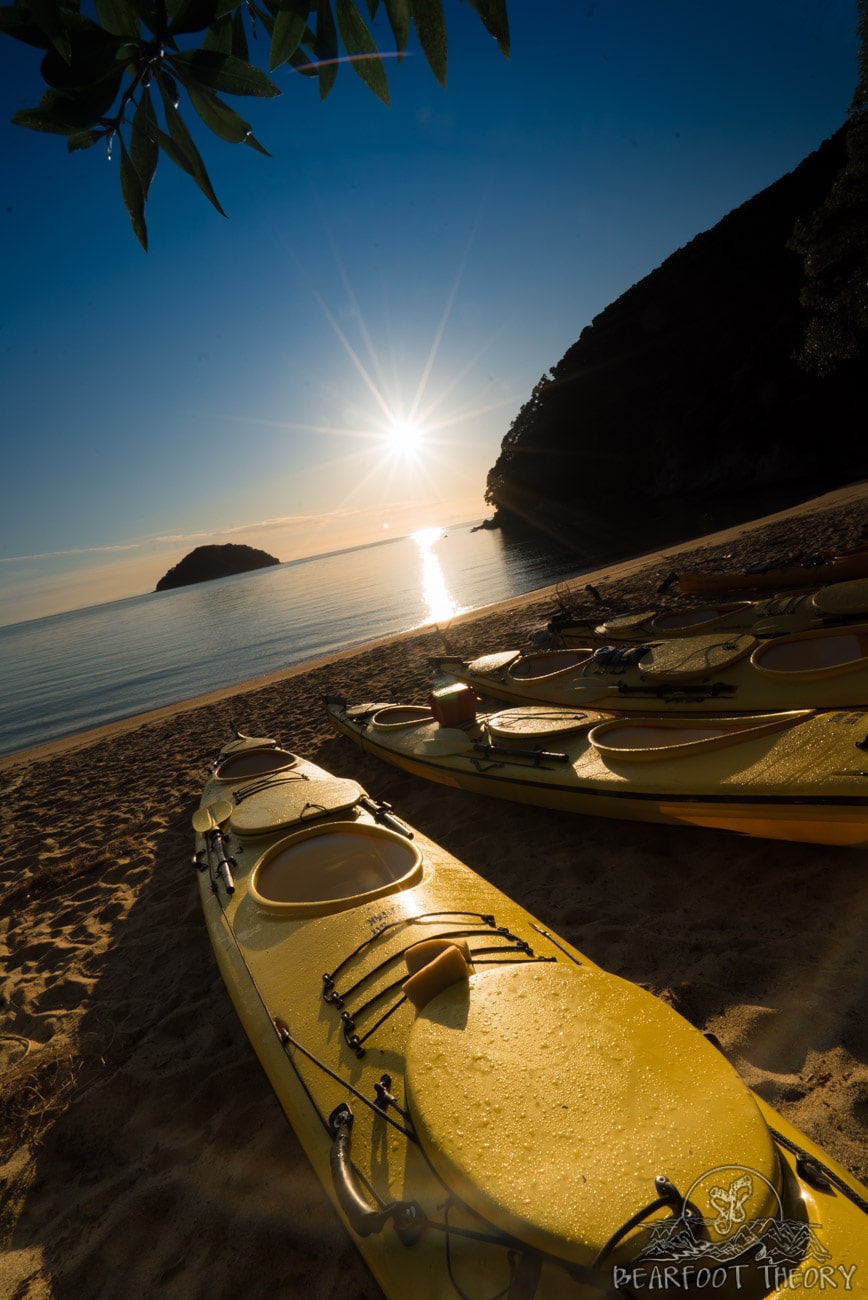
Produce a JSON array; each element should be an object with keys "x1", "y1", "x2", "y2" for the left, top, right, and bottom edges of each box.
[
  {"x1": 285, "y1": 23, "x2": 321, "y2": 76},
  {"x1": 67, "y1": 127, "x2": 100, "y2": 149},
  {"x1": 14, "y1": 74, "x2": 124, "y2": 131},
  {"x1": 463, "y1": 0, "x2": 510, "y2": 57},
  {"x1": 156, "y1": 89, "x2": 228, "y2": 215},
  {"x1": 29, "y1": 0, "x2": 72, "y2": 62},
  {"x1": 13, "y1": 104, "x2": 75, "y2": 134},
  {"x1": 230, "y1": 7, "x2": 248, "y2": 59},
  {"x1": 186, "y1": 82, "x2": 270, "y2": 153},
  {"x1": 130, "y1": 84, "x2": 159, "y2": 197},
  {"x1": 167, "y1": 0, "x2": 219, "y2": 37},
  {"x1": 169, "y1": 48, "x2": 281, "y2": 96},
  {"x1": 314, "y1": 0, "x2": 337, "y2": 99},
  {"x1": 269, "y1": 5, "x2": 305, "y2": 69},
  {"x1": 94, "y1": 0, "x2": 141, "y2": 38},
  {"x1": 249, "y1": 2, "x2": 277, "y2": 38},
  {"x1": 381, "y1": 0, "x2": 409, "y2": 57},
  {"x1": 335, "y1": 0, "x2": 388, "y2": 103},
  {"x1": 412, "y1": 0, "x2": 446, "y2": 86},
  {"x1": 0, "y1": 6, "x2": 52, "y2": 50},
  {"x1": 158, "y1": 67, "x2": 180, "y2": 105},
  {"x1": 203, "y1": 13, "x2": 232, "y2": 50},
  {"x1": 119, "y1": 133, "x2": 148, "y2": 250},
  {"x1": 39, "y1": 25, "x2": 124, "y2": 90}
]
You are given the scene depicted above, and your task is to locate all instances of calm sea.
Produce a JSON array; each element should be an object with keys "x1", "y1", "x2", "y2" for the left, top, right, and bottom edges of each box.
[{"x1": 0, "y1": 522, "x2": 589, "y2": 758}]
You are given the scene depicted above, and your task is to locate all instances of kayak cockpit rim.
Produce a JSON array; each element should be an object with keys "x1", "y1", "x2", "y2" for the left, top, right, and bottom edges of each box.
[
  {"x1": 751, "y1": 626, "x2": 868, "y2": 679},
  {"x1": 247, "y1": 820, "x2": 425, "y2": 916}
]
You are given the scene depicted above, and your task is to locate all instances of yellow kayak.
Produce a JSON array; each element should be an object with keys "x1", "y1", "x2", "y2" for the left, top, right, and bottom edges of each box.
[
  {"x1": 325, "y1": 695, "x2": 868, "y2": 847},
  {"x1": 551, "y1": 578, "x2": 868, "y2": 646},
  {"x1": 194, "y1": 732, "x2": 868, "y2": 1298},
  {"x1": 432, "y1": 624, "x2": 868, "y2": 714},
  {"x1": 676, "y1": 546, "x2": 868, "y2": 595}
]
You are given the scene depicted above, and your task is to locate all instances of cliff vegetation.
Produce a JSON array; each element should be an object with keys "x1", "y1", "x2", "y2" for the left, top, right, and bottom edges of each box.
[{"x1": 484, "y1": 127, "x2": 866, "y2": 565}]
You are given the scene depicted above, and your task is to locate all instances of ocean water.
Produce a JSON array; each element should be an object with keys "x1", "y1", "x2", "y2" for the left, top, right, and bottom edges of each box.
[{"x1": 0, "y1": 522, "x2": 589, "y2": 758}]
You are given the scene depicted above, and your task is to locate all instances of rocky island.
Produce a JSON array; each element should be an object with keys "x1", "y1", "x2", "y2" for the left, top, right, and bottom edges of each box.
[{"x1": 155, "y1": 543, "x2": 280, "y2": 592}]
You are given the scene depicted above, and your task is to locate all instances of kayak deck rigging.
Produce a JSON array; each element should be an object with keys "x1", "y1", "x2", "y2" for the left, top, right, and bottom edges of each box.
[
  {"x1": 194, "y1": 733, "x2": 868, "y2": 1297},
  {"x1": 320, "y1": 911, "x2": 555, "y2": 1057}
]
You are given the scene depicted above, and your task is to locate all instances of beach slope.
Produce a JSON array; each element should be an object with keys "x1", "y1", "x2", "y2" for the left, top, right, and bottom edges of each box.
[{"x1": 2, "y1": 483, "x2": 867, "y2": 1299}]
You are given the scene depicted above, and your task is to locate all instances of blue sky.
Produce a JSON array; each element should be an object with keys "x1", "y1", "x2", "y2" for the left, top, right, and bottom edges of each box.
[{"x1": 0, "y1": 0, "x2": 860, "y2": 626}]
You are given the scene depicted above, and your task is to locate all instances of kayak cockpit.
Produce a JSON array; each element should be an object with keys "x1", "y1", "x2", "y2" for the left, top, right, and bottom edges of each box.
[
  {"x1": 249, "y1": 821, "x2": 424, "y2": 916},
  {"x1": 752, "y1": 627, "x2": 868, "y2": 678},
  {"x1": 587, "y1": 711, "x2": 814, "y2": 762},
  {"x1": 213, "y1": 746, "x2": 301, "y2": 780}
]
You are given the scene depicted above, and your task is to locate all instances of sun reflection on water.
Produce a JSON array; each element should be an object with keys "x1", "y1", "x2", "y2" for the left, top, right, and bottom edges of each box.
[{"x1": 412, "y1": 527, "x2": 468, "y2": 626}]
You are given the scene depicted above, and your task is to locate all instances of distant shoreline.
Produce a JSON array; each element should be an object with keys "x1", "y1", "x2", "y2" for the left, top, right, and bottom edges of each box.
[{"x1": 4, "y1": 478, "x2": 866, "y2": 773}]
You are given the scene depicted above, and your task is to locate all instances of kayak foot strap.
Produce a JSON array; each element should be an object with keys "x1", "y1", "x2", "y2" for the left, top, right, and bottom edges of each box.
[{"x1": 328, "y1": 1104, "x2": 425, "y2": 1244}]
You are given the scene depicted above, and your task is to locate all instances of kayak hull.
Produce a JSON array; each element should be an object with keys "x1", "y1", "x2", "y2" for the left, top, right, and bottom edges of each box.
[
  {"x1": 553, "y1": 579, "x2": 868, "y2": 646},
  {"x1": 194, "y1": 734, "x2": 868, "y2": 1298},
  {"x1": 676, "y1": 547, "x2": 868, "y2": 594},
  {"x1": 432, "y1": 626, "x2": 868, "y2": 715},
  {"x1": 326, "y1": 700, "x2": 868, "y2": 847}
]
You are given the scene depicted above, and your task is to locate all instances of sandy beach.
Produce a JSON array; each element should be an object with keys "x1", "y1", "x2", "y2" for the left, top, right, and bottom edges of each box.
[{"x1": 2, "y1": 483, "x2": 868, "y2": 1299}]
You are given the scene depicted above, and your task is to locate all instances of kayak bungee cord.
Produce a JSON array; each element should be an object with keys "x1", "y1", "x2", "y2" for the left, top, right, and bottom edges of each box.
[
  {"x1": 195, "y1": 842, "x2": 695, "y2": 1295},
  {"x1": 769, "y1": 1127, "x2": 868, "y2": 1216},
  {"x1": 194, "y1": 772, "x2": 868, "y2": 1300},
  {"x1": 336, "y1": 952, "x2": 558, "y2": 1057},
  {"x1": 323, "y1": 910, "x2": 516, "y2": 988},
  {"x1": 277, "y1": 920, "x2": 623, "y2": 1298},
  {"x1": 324, "y1": 921, "x2": 537, "y2": 1005},
  {"x1": 196, "y1": 841, "x2": 622, "y2": 1297},
  {"x1": 591, "y1": 1177, "x2": 686, "y2": 1269},
  {"x1": 232, "y1": 770, "x2": 312, "y2": 802}
]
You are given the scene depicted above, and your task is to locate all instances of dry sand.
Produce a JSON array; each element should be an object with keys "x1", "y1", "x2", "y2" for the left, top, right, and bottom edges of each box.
[{"x1": 2, "y1": 483, "x2": 868, "y2": 1299}]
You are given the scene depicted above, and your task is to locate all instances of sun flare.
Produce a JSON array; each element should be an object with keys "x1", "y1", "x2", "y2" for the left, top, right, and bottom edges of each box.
[{"x1": 382, "y1": 417, "x2": 426, "y2": 457}]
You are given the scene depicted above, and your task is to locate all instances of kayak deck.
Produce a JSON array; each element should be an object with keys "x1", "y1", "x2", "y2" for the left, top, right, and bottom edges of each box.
[
  {"x1": 194, "y1": 733, "x2": 868, "y2": 1298},
  {"x1": 326, "y1": 699, "x2": 868, "y2": 847},
  {"x1": 432, "y1": 624, "x2": 868, "y2": 714}
]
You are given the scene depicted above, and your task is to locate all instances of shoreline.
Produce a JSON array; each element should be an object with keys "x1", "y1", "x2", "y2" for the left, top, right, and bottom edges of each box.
[
  {"x1": 2, "y1": 482, "x2": 867, "y2": 1298},
  {"x1": 5, "y1": 477, "x2": 868, "y2": 773}
]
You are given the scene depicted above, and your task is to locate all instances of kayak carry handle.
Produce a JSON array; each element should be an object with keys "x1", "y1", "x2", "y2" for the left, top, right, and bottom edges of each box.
[
  {"x1": 328, "y1": 1104, "x2": 424, "y2": 1244},
  {"x1": 358, "y1": 795, "x2": 414, "y2": 839},
  {"x1": 210, "y1": 830, "x2": 235, "y2": 894}
]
